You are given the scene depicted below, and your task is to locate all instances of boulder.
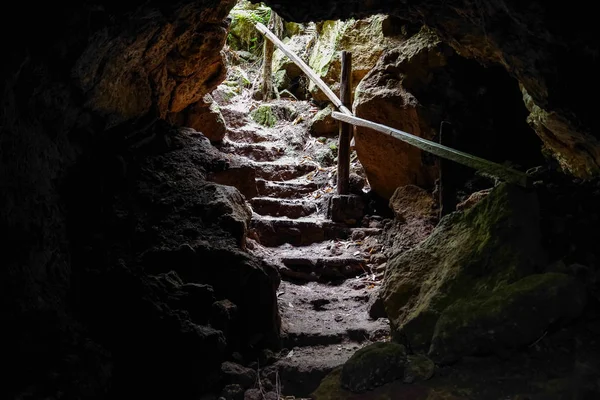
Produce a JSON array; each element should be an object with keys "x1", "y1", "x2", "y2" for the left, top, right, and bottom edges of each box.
[
  {"x1": 389, "y1": 185, "x2": 436, "y2": 222},
  {"x1": 207, "y1": 166, "x2": 258, "y2": 200},
  {"x1": 171, "y1": 94, "x2": 227, "y2": 142},
  {"x1": 200, "y1": 183, "x2": 253, "y2": 246},
  {"x1": 309, "y1": 104, "x2": 338, "y2": 137},
  {"x1": 381, "y1": 183, "x2": 547, "y2": 352},
  {"x1": 307, "y1": 16, "x2": 397, "y2": 102},
  {"x1": 341, "y1": 342, "x2": 407, "y2": 393},
  {"x1": 327, "y1": 195, "x2": 365, "y2": 225},
  {"x1": 352, "y1": 29, "x2": 447, "y2": 199},
  {"x1": 429, "y1": 273, "x2": 586, "y2": 364},
  {"x1": 221, "y1": 361, "x2": 257, "y2": 389},
  {"x1": 403, "y1": 354, "x2": 435, "y2": 383}
]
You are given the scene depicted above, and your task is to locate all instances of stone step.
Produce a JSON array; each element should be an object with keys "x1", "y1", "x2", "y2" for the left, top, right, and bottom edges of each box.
[
  {"x1": 220, "y1": 141, "x2": 286, "y2": 162},
  {"x1": 250, "y1": 197, "x2": 317, "y2": 219},
  {"x1": 251, "y1": 216, "x2": 350, "y2": 247},
  {"x1": 226, "y1": 125, "x2": 277, "y2": 143},
  {"x1": 251, "y1": 160, "x2": 318, "y2": 181},
  {"x1": 274, "y1": 344, "x2": 363, "y2": 397},
  {"x1": 280, "y1": 255, "x2": 367, "y2": 282},
  {"x1": 274, "y1": 279, "x2": 390, "y2": 396},
  {"x1": 256, "y1": 178, "x2": 319, "y2": 199}
]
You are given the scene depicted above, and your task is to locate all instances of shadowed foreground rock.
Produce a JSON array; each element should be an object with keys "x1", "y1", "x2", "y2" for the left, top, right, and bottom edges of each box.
[{"x1": 381, "y1": 183, "x2": 547, "y2": 352}]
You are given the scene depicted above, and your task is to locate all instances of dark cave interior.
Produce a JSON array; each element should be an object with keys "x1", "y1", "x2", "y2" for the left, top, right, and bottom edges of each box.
[{"x1": 1, "y1": 1, "x2": 600, "y2": 399}]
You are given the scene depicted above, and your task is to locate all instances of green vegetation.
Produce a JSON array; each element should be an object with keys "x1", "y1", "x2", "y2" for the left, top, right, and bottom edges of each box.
[
  {"x1": 250, "y1": 105, "x2": 277, "y2": 127},
  {"x1": 227, "y1": 1, "x2": 271, "y2": 54}
]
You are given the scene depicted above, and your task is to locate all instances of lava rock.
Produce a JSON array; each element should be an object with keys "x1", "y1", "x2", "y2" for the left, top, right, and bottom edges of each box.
[
  {"x1": 220, "y1": 383, "x2": 244, "y2": 400},
  {"x1": 221, "y1": 361, "x2": 257, "y2": 389},
  {"x1": 403, "y1": 354, "x2": 435, "y2": 383},
  {"x1": 429, "y1": 273, "x2": 587, "y2": 364},
  {"x1": 327, "y1": 194, "x2": 365, "y2": 225},
  {"x1": 341, "y1": 342, "x2": 407, "y2": 393}
]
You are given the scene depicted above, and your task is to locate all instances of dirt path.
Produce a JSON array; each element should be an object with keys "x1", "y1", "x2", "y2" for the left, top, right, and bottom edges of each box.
[{"x1": 213, "y1": 87, "x2": 392, "y2": 396}]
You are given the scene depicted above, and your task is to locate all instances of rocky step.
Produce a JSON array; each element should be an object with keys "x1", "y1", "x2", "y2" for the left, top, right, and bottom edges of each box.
[
  {"x1": 274, "y1": 279, "x2": 390, "y2": 396},
  {"x1": 225, "y1": 125, "x2": 278, "y2": 143},
  {"x1": 278, "y1": 280, "x2": 389, "y2": 349},
  {"x1": 251, "y1": 160, "x2": 318, "y2": 181},
  {"x1": 256, "y1": 178, "x2": 319, "y2": 199},
  {"x1": 250, "y1": 197, "x2": 317, "y2": 219},
  {"x1": 274, "y1": 343, "x2": 368, "y2": 397},
  {"x1": 220, "y1": 141, "x2": 286, "y2": 162},
  {"x1": 251, "y1": 216, "x2": 350, "y2": 247},
  {"x1": 280, "y1": 255, "x2": 367, "y2": 282}
]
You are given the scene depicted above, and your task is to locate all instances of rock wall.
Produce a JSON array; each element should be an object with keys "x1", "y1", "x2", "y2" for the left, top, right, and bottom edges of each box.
[
  {"x1": 263, "y1": 0, "x2": 600, "y2": 178},
  {"x1": 0, "y1": 1, "x2": 286, "y2": 398},
  {"x1": 353, "y1": 27, "x2": 543, "y2": 199}
]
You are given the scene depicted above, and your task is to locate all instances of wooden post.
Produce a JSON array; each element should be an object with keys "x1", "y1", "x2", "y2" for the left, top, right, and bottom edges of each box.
[
  {"x1": 337, "y1": 51, "x2": 352, "y2": 195},
  {"x1": 439, "y1": 121, "x2": 457, "y2": 218},
  {"x1": 261, "y1": 12, "x2": 277, "y2": 101}
]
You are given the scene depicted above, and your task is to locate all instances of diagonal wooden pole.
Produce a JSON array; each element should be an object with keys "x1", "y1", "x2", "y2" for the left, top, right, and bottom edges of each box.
[{"x1": 332, "y1": 112, "x2": 532, "y2": 188}]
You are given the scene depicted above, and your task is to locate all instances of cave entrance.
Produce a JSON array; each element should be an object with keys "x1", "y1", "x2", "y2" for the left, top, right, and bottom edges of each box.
[{"x1": 205, "y1": 4, "x2": 546, "y2": 397}]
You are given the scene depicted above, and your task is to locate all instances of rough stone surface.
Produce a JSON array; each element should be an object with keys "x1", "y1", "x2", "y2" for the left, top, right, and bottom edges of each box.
[
  {"x1": 208, "y1": 166, "x2": 259, "y2": 200},
  {"x1": 172, "y1": 94, "x2": 227, "y2": 142},
  {"x1": 403, "y1": 354, "x2": 435, "y2": 383},
  {"x1": 264, "y1": 0, "x2": 600, "y2": 178},
  {"x1": 310, "y1": 104, "x2": 338, "y2": 137},
  {"x1": 352, "y1": 29, "x2": 444, "y2": 198},
  {"x1": 389, "y1": 185, "x2": 436, "y2": 222},
  {"x1": 340, "y1": 342, "x2": 407, "y2": 393},
  {"x1": 429, "y1": 273, "x2": 587, "y2": 364},
  {"x1": 327, "y1": 195, "x2": 365, "y2": 225},
  {"x1": 381, "y1": 184, "x2": 546, "y2": 352},
  {"x1": 221, "y1": 362, "x2": 257, "y2": 389}
]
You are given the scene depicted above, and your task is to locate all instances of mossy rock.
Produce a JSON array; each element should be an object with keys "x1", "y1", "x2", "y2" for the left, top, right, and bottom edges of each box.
[
  {"x1": 404, "y1": 354, "x2": 435, "y2": 383},
  {"x1": 309, "y1": 104, "x2": 338, "y2": 136},
  {"x1": 382, "y1": 183, "x2": 547, "y2": 352},
  {"x1": 227, "y1": 1, "x2": 271, "y2": 54},
  {"x1": 429, "y1": 272, "x2": 587, "y2": 364},
  {"x1": 250, "y1": 105, "x2": 277, "y2": 127},
  {"x1": 341, "y1": 342, "x2": 407, "y2": 393}
]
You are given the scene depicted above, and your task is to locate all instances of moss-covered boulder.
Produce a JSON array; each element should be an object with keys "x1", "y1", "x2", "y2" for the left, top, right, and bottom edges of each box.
[
  {"x1": 381, "y1": 183, "x2": 547, "y2": 352},
  {"x1": 309, "y1": 104, "x2": 338, "y2": 136},
  {"x1": 429, "y1": 273, "x2": 586, "y2": 364},
  {"x1": 250, "y1": 105, "x2": 278, "y2": 127},
  {"x1": 307, "y1": 16, "x2": 398, "y2": 102},
  {"x1": 341, "y1": 342, "x2": 407, "y2": 393},
  {"x1": 227, "y1": 1, "x2": 271, "y2": 54},
  {"x1": 272, "y1": 15, "x2": 404, "y2": 101}
]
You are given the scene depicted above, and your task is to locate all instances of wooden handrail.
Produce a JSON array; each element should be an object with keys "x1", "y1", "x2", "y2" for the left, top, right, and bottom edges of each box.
[
  {"x1": 255, "y1": 22, "x2": 352, "y2": 115},
  {"x1": 332, "y1": 112, "x2": 532, "y2": 188},
  {"x1": 254, "y1": 21, "x2": 532, "y2": 189}
]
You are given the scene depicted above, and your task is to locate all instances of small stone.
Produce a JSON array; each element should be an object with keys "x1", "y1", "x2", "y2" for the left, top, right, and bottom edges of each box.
[
  {"x1": 220, "y1": 384, "x2": 244, "y2": 400},
  {"x1": 221, "y1": 361, "x2": 257, "y2": 389}
]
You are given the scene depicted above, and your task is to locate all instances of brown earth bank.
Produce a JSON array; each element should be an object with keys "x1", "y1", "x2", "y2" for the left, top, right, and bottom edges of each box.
[{"x1": 1, "y1": 1, "x2": 600, "y2": 399}]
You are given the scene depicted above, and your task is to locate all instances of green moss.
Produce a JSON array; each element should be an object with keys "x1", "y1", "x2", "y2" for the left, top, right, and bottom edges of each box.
[
  {"x1": 227, "y1": 1, "x2": 271, "y2": 53},
  {"x1": 311, "y1": 367, "x2": 349, "y2": 400},
  {"x1": 341, "y1": 342, "x2": 407, "y2": 392},
  {"x1": 250, "y1": 105, "x2": 277, "y2": 127},
  {"x1": 430, "y1": 272, "x2": 586, "y2": 364}
]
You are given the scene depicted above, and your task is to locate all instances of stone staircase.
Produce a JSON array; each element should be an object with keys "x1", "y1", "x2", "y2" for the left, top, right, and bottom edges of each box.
[{"x1": 215, "y1": 99, "x2": 390, "y2": 397}]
